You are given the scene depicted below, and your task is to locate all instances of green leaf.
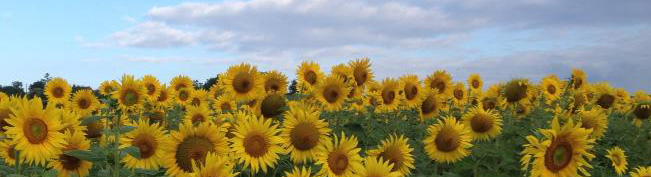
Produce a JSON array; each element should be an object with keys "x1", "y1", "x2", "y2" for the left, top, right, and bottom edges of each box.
[
  {"x1": 43, "y1": 169, "x2": 58, "y2": 177},
  {"x1": 64, "y1": 150, "x2": 104, "y2": 162},
  {"x1": 81, "y1": 115, "x2": 103, "y2": 125},
  {"x1": 117, "y1": 126, "x2": 136, "y2": 133},
  {"x1": 121, "y1": 146, "x2": 141, "y2": 159},
  {"x1": 135, "y1": 168, "x2": 159, "y2": 175},
  {"x1": 7, "y1": 174, "x2": 27, "y2": 177}
]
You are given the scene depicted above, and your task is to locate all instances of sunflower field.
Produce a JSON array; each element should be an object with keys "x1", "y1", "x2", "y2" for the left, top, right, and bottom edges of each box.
[{"x1": 0, "y1": 58, "x2": 650, "y2": 177}]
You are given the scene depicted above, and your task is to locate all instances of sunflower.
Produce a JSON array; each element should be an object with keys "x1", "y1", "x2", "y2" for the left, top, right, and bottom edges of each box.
[
  {"x1": 171, "y1": 75, "x2": 194, "y2": 92},
  {"x1": 367, "y1": 134, "x2": 415, "y2": 176},
  {"x1": 632, "y1": 103, "x2": 651, "y2": 127},
  {"x1": 614, "y1": 88, "x2": 632, "y2": 112},
  {"x1": 260, "y1": 93, "x2": 288, "y2": 119},
  {"x1": 0, "y1": 92, "x2": 7, "y2": 102},
  {"x1": 155, "y1": 84, "x2": 174, "y2": 108},
  {"x1": 330, "y1": 64, "x2": 353, "y2": 86},
  {"x1": 520, "y1": 116, "x2": 595, "y2": 177},
  {"x1": 315, "y1": 133, "x2": 364, "y2": 177},
  {"x1": 83, "y1": 118, "x2": 104, "y2": 139},
  {"x1": 281, "y1": 101, "x2": 331, "y2": 163},
  {"x1": 634, "y1": 90, "x2": 650, "y2": 102},
  {"x1": 142, "y1": 75, "x2": 162, "y2": 101},
  {"x1": 423, "y1": 116, "x2": 472, "y2": 163},
  {"x1": 399, "y1": 75, "x2": 423, "y2": 109},
  {"x1": 190, "y1": 152, "x2": 239, "y2": 177},
  {"x1": 0, "y1": 139, "x2": 19, "y2": 166},
  {"x1": 163, "y1": 122, "x2": 229, "y2": 177},
  {"x1": 571, "y1": 68, "x2": 588, "y2": 90},
  {"x1": 47, "y1": 130, "x2": 92, "y2": 177},
  {"x1": 0, "y1": 98, "x2": 17, "y2": 135},
  {"x1": 577, "y1": 108, "x2": 608, "y2": 139},
  {"x1": 59, "y1": 109, "x2": 87, "y2": 134},
  {"x1": 467, "y1": 73, "x2": 483, "y2": 92},
  {"x1": 377, "y1": 78, "x2": 402, "y2": 112},
  {"x1": 70, "y1": 89, "x2": 99, "y2": 116},
  {"x1": 462, "y1": 106, "x2": 502, "y2": 141},
  {"x1": 98, "y1": 80, "x2": 119, "y2": 96},
  {"x1": 541, "y1": 75, "x2": 563, "y2": 104},
  {"x1": 208, "y1": 81, "x2": 225, "y2": 100},
  {"x1": 144, "y1": 109, "x2": 166, "y2": 127},
  {"x1": 450, "y1": 82, "x2": 467, "y2": 108},
  {"x1": 285, "y1": 166, "x2": 312, "y2": 177},
  {"x1": 418, "y1": 90, "x2": 443, "y2": 121},
  {"x1": 222, "y1": 63, "x2": 264, "y2": 102},
  {"x1": 605, "y1": 147, "x2": 628, "y2": 175},
  {"x1": 516, "y1": 102, "x2": 533, "y2": 119},
  {"x1": 630, "y1": 166, "x2": 651, "y2": 177},
  {"x1": 184, "y1": 105, "x2": 213, "y2": 125},
  {"x1": 593, "y1": 83, "x2": 617, "y2": 110},
  {"x1": 503, "y1": 78, "x2": 529, "y2": 105},
  {"x1": 348, "y1": 58, "x2": 374, "y2": 88},
  {"x1": 231, "y1": 114, "x2": 285, "y2": 174},
  {"x1": 175, "y1": 87, "x2": 194, "y2": 106},
  {"x1": 188, "y1": 89, "x2": 209, "y2": 107},
  {"x1": 263, "y1": 70, "x2": 289, "y2": 94},
  {"x1": 5, "y1": 97, "x2": 66, "y2": 165},
  {"x1": 425, "y1": 70, "x2": 452, "y2": 97},
  {"x1": 314, "y1": 75, "x2": 350, "y2": 111},
  {"x1": 120, "y1": 119, "x2": 167, "y2": 170},
  {"x1": 112, "y1": 75, "x2": 146, "y2": 111},
  {"x1": 45, "y1": 78, "x2": 72, "y2": 104},
  {"x1": 297, "y1": 61, "x2": 325, "y2": 92},
  {"x1": 213, "y1": 94, "x2": 236, "y2": 113}
]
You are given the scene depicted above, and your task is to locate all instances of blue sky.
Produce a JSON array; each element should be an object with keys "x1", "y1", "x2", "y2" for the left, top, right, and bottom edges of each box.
[{"x1": 1, "y1": 0, "x2": 650, "y2": 92}]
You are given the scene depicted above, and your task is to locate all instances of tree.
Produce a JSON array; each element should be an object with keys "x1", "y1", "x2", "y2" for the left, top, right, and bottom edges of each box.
[
  {"x1": 0, "y1": 81, "x2": 25, "y2": 96},
  {"x1": 27, "y1": 73, "x2": 52, "y2": 101},
  {"x1": 288, "y1": 79, "x2": 297, "y2": 95},
  {"x1": 202, "y1": 75, "x2": 219, "y2": 90}
]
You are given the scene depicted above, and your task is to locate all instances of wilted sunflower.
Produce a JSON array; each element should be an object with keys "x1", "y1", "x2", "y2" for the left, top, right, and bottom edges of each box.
[
  {"x1": 605, "y1": 147, "x2": 628, "y2": 175},
  {"x1": 630, "y1": 166, "x2": 651, "y2": 177},
  {"x1": 281, "y1": 102, "x2": 331, "y2": 163},
  {"x1": 541, "y1": 75, "x2": 563, "y2": 104},
  {"x1": 45, "y1": 78, "x2": 72, "y2": 104},
  {"x1": 285, "y1": 166, "x2": 312, "y2": 177},
  {"x1": 184, "y1": 105, "x2": 213, "y2": 125},
  {"x1": 297, "y1": 61, "x2": 325, "y2": 92},
  {"x1": 231, "y1": 114, "x2": 285, "y2": 174},
  {"x1": 5, "y1": 97, "x2": 66, "y2": 165},
  {"x1": 120, "y1": 119, "x2": 167, "y2": 170},
  {"x1": 367, "y1": 134, "x2": 415, "y2": 177},
  {"x1": 503, "y1": 78, "x2": 529, "y2": 105},
  {"x1": 163, "y1": 122, "x2": 229, "y2": 177},
  {"x1": 348, "y1": 58, "x2": 374, "y2": 88},
  {"x1": 425, "y1": 70, "x2": 452, "y2": 97},
  {"x1": 377, "y1": 78, "x2": 402, "y2": 112},
  {"x1": 423, "y1": 116, "x2": 473, "y2": 163},
  {"x1": 259, "y1": 93, "x2": 288, "y2": 119},
  {"x1": 188, "y1": 89, "x2": 209, "y2": 107},
  {"x1": 593, "y1": 83, "x2": 617, "y2": 110},
  {"x1": 399, "y1": 74, "x2": 423, "y2": 109},
  {"x1": 315, "y1": 133, "x2": 364, "y2": 177},
  {"x1": 112, "y1": 75, "x2": 145, "y2": 111},
  {"x1": 70, "y1": 89, "x2": 99, "y2": 116},
  {"x1": 632, "y1": 103, "x2": 651, "y2": 127},
  {"x1": 571, "y1": 68, "x2": 588, "y2": 90},
  {"x1": 142, "y1": 75, "x2": 162, "y2": 101},
  {"x1": 315, "y1": 75, "x2": 350, "y2": 111},
  {"x1": 577, "y1": 108, "x2": 608, "y2": 139},
  {"x1": 171, "y1": 75, "x2": 193, "y2": 92},
  {"x1": 222, "y1": 63, "x2": 264, "y2": 101},
  {"x1": 356, "y1": 157, "x2": 401, "y2": 177},
  {"x1": 190, "y1": 152, "x2": 239, "y2": 177},
  {"x1": 155, "y1": 84, "x2": 174, "y2": 108},
  {"x1": 450, "y1": 82, "x2": 467, "y2": 107},
  {"x1": 520, "y1": 117, "x2": 595, "y2": 177},
  {"x1": 0, "y1": 139, "x2": 19, "y2": 166},
  {"x1": 467, "y1": 73, "x2": 483, "y2": 92},
  {"x1": 263, "y1": 70, "x2": 289, "y2": 94},
  {"x1": 98, "y1": 80, "x2": 119, "y2": 96},
  {"x1": 48, "y1": 130, "x2": 93, "y2": 177},
  {"x1": 462, "y1": 106, "x2": 502, "y2": 141}
]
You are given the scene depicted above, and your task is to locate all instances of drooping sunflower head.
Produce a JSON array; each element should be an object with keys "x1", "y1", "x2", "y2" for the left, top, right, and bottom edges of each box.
[
  {"x1": 423, "y1": 116, "x2": 473, "y2": 163},
  {"x1": 281, "y1": 102, "x2": 331, "y2": 163},
  {"x1": 171, "y1": 75, "x2": 193, "y2": 92},
  {"x1": 541, "y1": 75, "x2": 563, "y2": 103},
  {"x1": 605, "y1": 147, "x2": 628, "y2": 175},
  {"x1": 571, "y1": 68, "x2": 588, "y2": 90},
  {"x1": 399, "y1": 74, "x2": 423, "y2": 109},
  {"x1": 191, "y1": 152, "x2": 239, "y2": 177},
  {"x1": 425, "y1": 70, "x2": 452, "y2": 96},
  {"x1": 184, "y1": 105, "x2": 213, "y2": 125},
  {"x1": 263, "y1": 70, "x2": 289, "y2": 94},
  {"x1": 164, "y1": 122, "x2": 229, "y2": 177},
  {"x1": 260, "y1": 93, "x2": 288, "y2": 119},
  {"x1": 348, "y1": 58, "x2": 374, "y2": 88},
  {"x1": 593, "y1": 82, "x2": 617, "y2": 110},
  {"x1": 98, "y1": 80, "x2": 119, "y2": 96},
  {"x1": 419, "y1": 90, "x2": 443, "y2": 121},
  {"x1": 222, "y1": 63, "x2": 264, "y2": 101},
  {"x1": 316, "y1": 132, "x2": 364, "y2": 177},
  {"x1": 503, "y1": 78, "x2": 529, "y2": 104},
  {"x1": 315, "y1": 75, "x2": 350, "y2": 111},
  {"x1": 377, "y1": 78, "x2": 402, "y2": 112},
  {"x1": 633, "y1": 103, "x2": 651, "y2": 127},
  {"x1": 450, "y1": 82, "x2": 467, "y2": 107},
  {"x1": 578, "y1": 108, "x2": 608, "y2": 139},
  {"x1": 120, "y1": 119, "x2": 168, "y2": 170},
  {"x1": 462, "y1": 106, "x2": 503, "y2": 141},
  {"x1": 112, "y1": 74, "x2": 146, "y2": 111},
  {"x1": 231, "y1": 114, "x2": 285, "y2": 174},
  {"x1": 297, "y1": 61, "x2": 324, "y2": 91},
  {"x1": 142, "y1": 75, "x2": 162, "y2": 101},
  {"x1": 367, "y1": 134, "x2": 415, "y2": 176},
  {"x1": 467, "y1": 73, "x2": 483, "y2": 92},
  {"x1": 45, "y1": 78, "x2": 72, "y2": 104},
  {"x1": 70, "y1": 89, "x2": 99, "y2": 116}
]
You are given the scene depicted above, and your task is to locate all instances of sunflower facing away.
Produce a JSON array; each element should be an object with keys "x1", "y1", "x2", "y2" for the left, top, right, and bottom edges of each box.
[
  {"x1": 377, "y1": 78, "x2": 402, "y2": 112},
  {"x1": 284, "y1": 166, "x2": 312, "y2": 177},
  {"x1": 70, "y1": 89, "x2": 100, "y2": 116},
  {"x1": 630, "y1": 166, "x2": 651, "y2": 177},
  {"x1": 633, "y1": 103, "x2": 651, "y2": 126},
  {"x1": 467, "y1": 73, "x2": 483, "y2": 92},
  {"x1": 605, "y1": 147, "x2": 628, "y2": 175},
  {"x1": 5, "y1": 97, "x2": 66, "y2": 165},
  {"x1": 520, "y1": 116, "x2": 595, "y2": 177},
  {"x1": 231, "y1": 114, "x2": 285, "y2": 174},
  {"x1": 399, "y1": 74, "x2": 424, "y2": 109},
  {"x1": 112, "y1": 75, "x2": 146, "y2": 111},
  {"x1": 281, "y1": 101, "x2": 331, "y2": 163},
  {"x1": 190, "y1": 152, "x2": 239, "y2": 177},
  {"x1": 366, "y1": 134, "x2": 415, "y2": 177},
  {"x1": 260, "y1": 93, "x2": 288, "y2": 119},
  {"x1": 571, "y1": 68, "x2": 588, "y2": 90},
  {"x1": 120, "y1": 119, "x2": 168, "y2": 170},
  {"x1": 184, "y1": 105, "x2": 213, "y2": 125},
  {"x1": 425, "y1": 70, "x2": 452, "y2": 97},
  {"x1": 297, "y1": 61, "x2": 325, "y2": 92},
  {"x1": 315, "y1": 133, "x2": 364, "y2": 177},
  {"x1": 314, "y1": 75, "x2": 350, "y2": 111},
  {"x1": 462, "y1": 106, "x2": 503, "y2": 141},
  {"x1": 0, "y1": 139, "x2": 19, "y2": 166},
  {"x1": 541, "y1": 75, "x2": 563, "y2": 104},
  {"x1": 163, "y1": 122, "x2": 229, "y2": 177},
  {"x1": 171, "y1": 75, "x2": 194, "y2": 92},
  {"x1": 142, "y1": 75, "x2": 162, "y2": 101},
  {"x1": 263, "y1": 70, "x2": 289, "y2": 94},
  {"x1": 45, "y1": 78, "x2": 72, "y2": 104},
  {"x1": 503, "y1": 78, "x2": 530, "y2": 105},
  {"x1": 222, "y1": 63, "x2": 264, "y2": 102},
  {"x1": 423, "y1": 116, "x2": 473, "y2": 163},
  {"x1": 577, "y1": 108, "x2": 608, "y2": 139},
  {"x1": 98, "y1": 80, "x2": 119, "y2": 96}
]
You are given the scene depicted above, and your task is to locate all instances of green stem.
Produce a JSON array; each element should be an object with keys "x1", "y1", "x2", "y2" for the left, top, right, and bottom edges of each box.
[
  {"x1": 14, "y1": 150, "x2": 20, "y2": 174},
  {"x1": 113, "y1": 114, "x2": 121, "y2": 177}
]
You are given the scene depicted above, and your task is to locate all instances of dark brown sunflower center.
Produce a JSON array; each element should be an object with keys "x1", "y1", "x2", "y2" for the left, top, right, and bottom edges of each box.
[
  {"x1": 60, "y1": 154, "x2": 82, "y2": 170},
  {"x1": 52, "y1": 87, "x2": 65, "y2": 98},
  {"x1": 379, "y1": 147, "x2": 404, "y2": 172},
  {"x1": 78, "y1": 98, "x2": 90, "y2": 109},
  {"x1": 611, "y1": 154, "x2": 621, "y2": 165},
  {"x1": 404, "y1": 84, "x2": 418, "y2": 100},
  {"x1": 304, "y1": 71, "x2": 318, "y2": 85},
  {"x1": 504, "y1": 81, "x2": 528, "y2": 103},
  {"x1": 290, "y1": 123, "x2": 320, "y2": 151},
  {"x1": 148, "y1": 111, "x2": 165, "y2": 125},
  {"x1": 220, "y1": 102, "x2": 232, "y2": 111},
  {"x1": 353, "y1": 69, "x2": 368, "y2": 86},
  {"x1": 178, "y1": 91, "x2": 190, "y2": 101},
  {"x1": 544, "y1": 140, "x2": 573, "y2": 172},
  {"x1": 327, "y1": 151, "x2": 349, "y2": 175},
  {"x1": 471, "y1": 80, "x2": 480, "y2": 89},
  {"x1": 471, "y1": 99, "x2": 479, "y2": 106},
  {"x1": 547, "y1": 85, "x2": 557, "y2": 95},
  {"x1": 146, "y1": 84, "x2": 156, "y2": 95},
  {"x1": 261, "y1": 94, "x2": 287, "y2": 118},
  {"x1": 453, "y1": 89, "x2": 464, "y2": 100},
  {"x1": 482, "y1": 98, "x2": 496, "y2": 111},
  {"x1": 84, "y1": 121, "x2": 103, "y2": 139},
  {"x1": 581, "y1": 118, "x2": 596, "y2": 130},
  {"x1": 243, "y1": 134, "x2": 269, "y2": 158},
  {"x1": 323, "y1": 85, "x2": 340, "y2": 103},
  {"x1": 435, "y1": 127, "x2": 460, "y2": 152},
  {"x1": 470, "y1": 114, "x2": 493, "y2": 133},
  {"x1": 191, "y1": 98, "x2": 201, "y2": 106},
  {"x1": 265, "y1": 79, "x2": 281, "y2": 92},
  {"x1": 431, "y1": 80, "x2": 446, "y2": 94},
  {"x1": 192, "y1": 114, "x2": 206, "y2": 124},
  {"x1": 157, "y1": 91, "x2": 168, "y2": 102},
  {"x1": 421, "y1": 96, "x2": 437, "y2": 114},
  {"x1": 122, "y1": 90, "x2": 139, "y2": 106},
  {"x1": 382, "y1": 89, "x2": 396, "y2": 105},
  {"x1": 24, "y1": 118, "x2": 48, "y2": 144},
  {"x1": 132, "y1": 133, "x2": 158, "y2": 159},
  {"x1": 634, "y1": 105, "x2": 651, "y2": 120},
  {"x1": 176, "y1": 136, "x2": 214, "y2": 172},
  {"x1": 573, "y1": 78, "x2": 583, "y2": 89},
  {"x1": 596, "y1": 94, "x2": 615, "y2": 109}
]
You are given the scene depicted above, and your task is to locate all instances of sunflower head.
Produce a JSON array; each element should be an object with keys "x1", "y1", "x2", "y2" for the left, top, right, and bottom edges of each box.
[
  {"x1": 48, "y1": 130, "x2": 93, "y2": 177},
  {"x1": 175, "y1": 87, "x2": 193, "y2": 105},
  {"x1": 112, "y1": 75, "x2": 146, "y2": 111},
  {"x1": 171, "y1": 75, "x2": 193, "y2": 92},
  {"x1": 282, "y1": 102, "x2": 331, "y2": 163},
  {"x1": 222, "y1": 63, "x2": 264, "y2": 101},
  {"x1": 263, "y1": 70, "x2": 289, "y2": 94},
  {"x1": 45, "y1": 78, "x2": 72, "y2": 104},
  {"x1": 155, "y1": 84, "x2": 173, "y2": 108},
  {"x1": 357, "y1": 157, "x2": 402, "y2": 177},
  {"x1": 633, "y1": 103, "x2": 651, "y2": 126},
  {"x1": 0, "y1": 139, "x2": 19, "y2": 166},
  {"x1": 284, "y1": 166, "x2": 313, "y2": 177},
  {"x1": 191, "y1": 152, "x2": 239, "y2": 177},
  {"x1": 571, "y1": 68, "x2": 587, "y2": 90},
  {"x1": 423, "y1": 116, "x2": 473, "y2": 163},
  {"x1": 120, "y1": 119, "x2": 168, "y2": 170},
  {"x1": 260, "y1": 93, "x2": 287, "y2": 119},
  {"x1": 462, "y1": 106, "x2": 503, "y2": 141},
  {"x1": 467, "y1": 73, "x2": 483, "y2": 91},
  {"x1": 425, "y1": 70, "x2": 452, "y2": 96},
  {"x1": 400, "y1": 74, "x2": 423, "y2": 108},
  {"x1": 297, "y1": 61, "x2": 324, "y2": 91},
  {"x1": 71, "y1": 89, "x2": 100, "y2": 116},
  {"x1": 451, "y1": 82, "x2": 467, "y2": 107},
  {"x1": 541, "y1": 75, "x2": 563, "y2": 103},
  {"x1": 184, "y1": 105, "x2": 213, "y2": 125},
  {"x1": 142, "y1": 75, "x2": 162, "y2": 100},
  {"x1": 348, "y1": 58, "x2": 374, "y2": 88},
  {"x1": 367, "y1": 134, "x2": 415, "y2": 176},
  {"x1": 605, "y1": 147, "x2": 628, "y2": 175},
  {"x1": 98, "y1": 80, "x2": 119, "y2": 96},
  {"x1": 593, "y1": 83, "x2": 617, "y2": 109},
  {"x1": 164, "y1": 122, "x2": 229, "y2": 177},
  {"x1": 503, "y1": 78, "x2": 529, "y2": 103},
  {"x1": 378, "y1": 78, "x2": 402, "y2": 112},
  {"x1": 316, "y1": 132, "x2": 364, "y2": 177},
  {"x1": 315, "y1": 75, "x2": 350, "y2": 111},
  {"x1": 231, "y1": 114, "x2": 285, "y2": 174},
  {"x1": 331, "y1": 63, "x2": 354, "y2": 86},
  {"x1": 419, "y1": 90, "x2": 443, "y2": 121},
  {"x1": 578, "y1": 108, "x2": 608, "y2": 139},
  {"x1": 630, "y1": 166, "x2": 651, "y2": 177}
]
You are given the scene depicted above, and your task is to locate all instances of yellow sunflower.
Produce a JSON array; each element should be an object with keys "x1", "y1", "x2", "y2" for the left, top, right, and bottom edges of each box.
[
  {"x1": 366, "y1": 134, "x2": 415, "y2": 176},
  {"x1": 503, "y1": 78, "x2": 530, "y2": 105},
  {"x1": 5, "y1": 97, "x2": 66, "y2": 165},
  {"x1": 120, "y1": 119, "x2": 167, "y2": 170},
  {"x1": 285, "y1": 166, "x2": 312, "y2": 177},
  {"x1": 593, "y1": 82, "x2": 617, "y2": 110},
  {"x1": 577, "y1": 108, "x2": 608, "y2": 139},
  {"x1": 541, "y1": 75, "x2": 563, "y2": 104},
  {"x1": 175, "y1": 87, "x2": 193, "y2": 106},
  {"x1": 0, "y1": 139, "x2": 19, "y2": 166},
  {"x1": 571, "y1": 68, "x2": 588, "y2": 90},
  {"x1": 331, "y1": 63, "x2": 354, "y2": 86},
  {"x1": 48, "y1": 130, "x2": 93, "y2": 177},
  {"x1": 231, "y1": 114, "x2": 285, "y2": 174},
  {"x1": 263, "y1": 70, "x2": 289, "y2": 94},
  {"x1": 520, "y1": 116, "x2": 595, "y2": 177},
  {"x1": 98, "y1": 80, "x2": 119, "y2": 96},
  {"x1": 423, "y1": 116, "x2": 473, "y2": 163},
  {"x1": 0, "y1": 92, "x2": 7, "y2": 102},
  {"x1": 208, "y1": 81, "x2": 225, "y2": 100},
  {"x1": 605, "y1": 147, "x2": 628, "y2": 175},
  {"x1": 171, "y1": 75, "x2": 194, "y2": 92},
  {"x1": 467, "y1": 73, "x2": 483, "y2": 93},
  {"x1": 142, "y1": 75, "x2": 162, "y2": 101},
  {"x1": 45, "y1": 78, "x2": 72, "y2": 104},
  {"x1": 348, "y1": 58, "x2": 374, "y2": 88},
  {"x1": 281, "y1": 101, "x2": 331, "y2": 163},
  {"x1": 59, "y1": 109, "x2": 87, "y2": 134},
  {"x1": 70, "y1": 89, "x2": 99, "y2": 116},
  {"x1": 614, "y1": 88, "x2": 631, "y2": 112},
  {"x1": 163, "y1": 122, "x2": 229, "y2": 177},
  {"x1": 315, "y1": 132, "x2": 364, "y2": 177},
  {"x1": 221, "y1": 63, "x2": 264, "y2": 101},
  {"x1": 516, "y1": 102, "x2": 533, "y2": 119},
  {"x1": 399, "y1": 74, "x2": 423, "y2": 109},
  {"x1": 297, "y1": 61, "x2": 325, "y2": 92},
  {"x1": 355, "y1": 157, "x2": 401, "y2": 177},
  {"x1": 630, "y1": 166, "x2": 651, "y2": 177},
  {"x1": 184, "y1": 105, "x2": 213, "y2": 125},
  {"x1": 314, "y1": 75, "x2": 350, "y2": 111},
  {"x1": 462, "y1": 106, "x2": 503, "y2": 141},
  {"x1": 144, "y1": 108, "x2": 166, "y2": 127},
  {"x1": 425, "y1": 70, "x2": 452, "y2": 97},
  {"x1": 155, "y1": 84, "x2": 174, "y2": 108},
  {"x1": 418, "y1": 90, "x2": 444, "y2": 121},
  {"x1": 450, "y1": 82, "x2": 467, "y2": 108},
  {"x1": 213, "y1": 94, "x2": 236, "y2": 113},
  {"x1": 112, "y1": 74, "x2": 146, "y2": 111},
  {"x1": 190, "y1": 152, "x2": 239, "y2": 177},
  {"x1": 634, "y1": 90, "x2": 650, "y2": 102},
  {"x1": 0, "y1": 98, "x2": 17, "y2": 135},
  {"x1": 632, "y1": 103, "x2": 651, "y2": 127},
  {"x1": 188, "y1": 89, "x2": 209, "y2": 107},
  {"x1": 377, "y1": 78, "x2": 402, "y2": 112}
]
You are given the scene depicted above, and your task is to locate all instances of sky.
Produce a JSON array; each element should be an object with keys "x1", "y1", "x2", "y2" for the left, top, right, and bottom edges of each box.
[{"x1": 1, "y1": 0, "x2": 650, "y2": 92}]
